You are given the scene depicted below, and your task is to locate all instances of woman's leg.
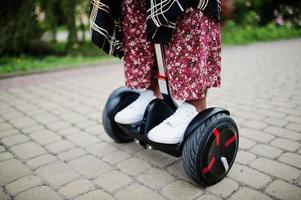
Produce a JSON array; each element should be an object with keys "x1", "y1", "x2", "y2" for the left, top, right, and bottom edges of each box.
[
  {"x1": 165, "y1": 8, "x2": 220, "y2": 113},
  {"x1": 122, "y1": 0, "x2": 157, "y2": 90},
  {"x1": 164, "y1": 8, "x2": 221, "y2": 104},
  {"x1": 115, "y1": 0, "x2": 160, "y2": 124},
  {"x1": 148, "y1": 8, "x2": 221, "y2": 144},
  {"x1": 187, "y1": 90, "x2": 207, "y2": 112}
]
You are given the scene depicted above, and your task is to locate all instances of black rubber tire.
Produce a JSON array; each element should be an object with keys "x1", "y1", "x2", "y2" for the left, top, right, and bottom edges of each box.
[
  {"x1": 182, "y1": 112, "x2": 239, "y2": 186},
  {"x1": 102, "y1": 107, "x2": 134, "y2": 143},
  {"x1": 101, "y1": 87, "x2": 139, "y2": 143}
]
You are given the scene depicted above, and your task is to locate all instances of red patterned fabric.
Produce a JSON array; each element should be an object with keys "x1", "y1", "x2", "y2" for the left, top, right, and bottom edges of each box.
[{"x1": 122, "y1": 0, "x2": 221, "y2": 100}]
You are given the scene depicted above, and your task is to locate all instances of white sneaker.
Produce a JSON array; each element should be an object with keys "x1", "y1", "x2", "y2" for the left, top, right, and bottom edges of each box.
[
  {"x1": 148, "y1": 102, "x2": 198, "y2": 144},
  {"x1": 114, "y1": 90, "x2": 156, "y2": 124}
]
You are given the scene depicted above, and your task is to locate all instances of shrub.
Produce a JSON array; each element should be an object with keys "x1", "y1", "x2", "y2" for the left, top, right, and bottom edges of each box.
[{"x1": 231, "y1": 0, "x2": 301, "y2": 27}]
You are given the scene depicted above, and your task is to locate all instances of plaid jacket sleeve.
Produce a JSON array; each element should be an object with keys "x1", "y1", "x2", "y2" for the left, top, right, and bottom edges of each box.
[{"x1": 90, "y1": 0, "x2": 124, "y2": 58}]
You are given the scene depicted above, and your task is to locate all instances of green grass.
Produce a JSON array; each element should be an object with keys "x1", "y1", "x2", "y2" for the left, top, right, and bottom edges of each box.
[
  {"x1": 0, "y1": 55, "x2": 116, "y2": 74},
  {"x1": 222, "y1": 21, "x2": 301, "y2": 46},
  {"x1": 1, "y1": 23, "x2": 301, "y2": 75},
  {"x1": 0, "y1": 42, "x2": 118, "y2": 75}
]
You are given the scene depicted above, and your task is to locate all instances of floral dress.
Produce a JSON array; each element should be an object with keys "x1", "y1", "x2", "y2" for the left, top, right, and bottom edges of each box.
[{"x1": 122, "y1": 0, "x2": 221, "y2": 100}]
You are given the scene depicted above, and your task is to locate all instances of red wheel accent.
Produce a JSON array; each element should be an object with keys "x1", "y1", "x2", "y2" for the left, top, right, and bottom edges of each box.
[
  {"x1": 224, "y1": 134, "x2": 237, "y2": 147},
  {"x1": 212, "y1": 128, "x2": 220, "y2": 146},
  {"x1": 202, "y1": 156, "x2": 216, "y2": 174}
]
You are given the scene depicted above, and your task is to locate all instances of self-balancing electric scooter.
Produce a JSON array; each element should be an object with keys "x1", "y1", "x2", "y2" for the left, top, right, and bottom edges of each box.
[{"x1": 102, "y1": 44, "x2": 239, "y2": 186}]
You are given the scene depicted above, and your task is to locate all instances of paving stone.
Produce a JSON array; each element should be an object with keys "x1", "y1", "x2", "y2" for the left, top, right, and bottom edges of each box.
[
  {"x1": 116, "y1": 157, "x2": 151, "y2": 176},
  {"x1": 0, "y1": 123, "x2": 13, "y2": 131},
  {"x1": 60, "y1": 112, "x2": 87, "y2": 124},
  {"x1": 26, "y1": 154, "x2": 57, "y2": 169},
  {"x1": 250, "y1": 144, "x2": 283, "y2": 159},
  {"x1": 137, "y1": 168, "x2": 175, "y2": 190},
  {"x1": 237, "y1": 111, "x2": 266, "y2": 121},
  {"x1": 36, "y1": 161, "x2": 80, "y2": 189},
  {"x1": 250, "y1": 158, "x2": 300, "y2": 182},
  {"x1": 273, "y1": 106, "x2": 301, "y2": 116},
  {"x1": 0, "y1": 159, "x2": 31, "y2": 185},
  {"x1": 242, "y1": 120, "x2": 268, "y2": 130},
  {"x1": 75, "y1": 190, "x2": 114, "y2": 200},
  {"x1": 102, "y1": 150, "x2": 131, "y2": 164},
  {"x1": 0, "y1": 187, "x2": 9, "y2": 200},
  {"x1": 286, "y1": 123, "x2": 301, "y2": 132},
  {"x1": 167, "y1": 160, "x2": 192, "y2": 182},
  {"x1": 116, "y1": 183, "x2": 164, "y2": 200},
  {"x1": 98, "y1": 132, "x2": 117, "y2": 143},
  {"x1": 86, "y1": 142, "x2": 118, "y2": 158},
  {"x1": 1, "y1": 134, "x2": 29, "y2": 147},
  {"x1": 238, "y1": 137, "x2": 257, "y2": 150},
  {"x1": 235, "y1": 150, "x2": 257, "y2": 165},
  {"x1": 265, "y1": 180, "x2": 301, "y2": 200},
  {"x1": 0, "y1": 145, "x2": 5, "y2": 152},
  {"x1": 30, "y1": 130, "x2": 61, "y2": 145},
  {"x1": 15, "y1": 186, "x2": 62, "y2": 200},
  {"x1": 239, "y1": 128, "x2": 275, "y2": 143},
  {"x1": 94, "y1": 170, "x2": 132, "y2": 192},
  {"x1": 32, "y1": 113, "x2": 59, "y2": 124},
  {"x1": 278, "y1": 152, "x2": 301, "y2": 169},
  {"x1": 137, "y1": 150, "x2": 177, "y2": 168},
  {"x1": 45, "y1": 140, "x2": 74, "y2": 154},
  {"x1": 10, "y1": 142, "x2": 46, "y2": 160},
  {"x1": 283, "y1": 107, "x2": 301, "y2": 117},
  {"x1": 37, "y1": 102, "x2": 60, "y2": 112},
  {"x1": 9, "y1": 117, "x2": 37, "y2": 129},
  {"x1": 68, "y1": 155, "x2": 111, "y2": 179},
  {"x1": 67, "y1": 132, "x2": 99, "y2": 147},
  {"x1": 264, "y1": 117, "x2": 288, "y2": 127},
  {"x1": 270, "y1": 138, "x2": 301, "y2": 152},
  {"x1": 21, "y1": 125, "x2": 44, "y2": 135},
  {"x1": 161, "y1": 180, "x2": 202, "y2": 200},
  {"x1": 1, "y1": 110, "x2": 24, "y2": 120},
  {"x1": 6, "y1": 175, "x2": 42, "y2": 195},
  {"x1": 57, "y1": 126, "x2": 81, "y2": 136},
  {"x1": 118, "y1": 142, "x2": 144, "y2": 154},
  {"x1": 46, "y1": 121, "x2": 71, "y2": 131},
  {"x1": 264, "y1": 126, "x2": 301, "y2": 140},
  {"x1": 0, "y1": 152, "x2": 14, "y2": 162},
  {"x1": 57, "y1": 148, "x2": 86, "y2": 162},
  {"x1": 207, "y1": 178, "x2": 238, "y2": 198},
  {"x1": 195, "y1": 194, "x2": 221, "y2": 200},
  {"x1": 286, "y1": 116, "x2": 301, "y2": 124},
  {"x1": 227, "y1": 163, "x2": 272, "y2": 189},
  {"x1": 229, "y1": 187, "x2": 272, "y2": 200},
  {"x1": 84, "y1": 125, "x2": 104, "y2": 135},
  {"x1": 58, "y1": 179, "x2": 94, "y2": 199},
  {"x1": 23, "y1": 108, "x2": 44, "y2": 117},
  {"x1": 0, "y1": 128, "x2": 19, "y2": 138}
]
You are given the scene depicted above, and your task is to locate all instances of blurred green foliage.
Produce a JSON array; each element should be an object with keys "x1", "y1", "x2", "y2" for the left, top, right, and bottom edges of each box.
[
  {"x1": 0, "y1": 0, "x2": 89, "y2": 56},
  {"x1": 0, "y1": 42, "x2": 115, "y2": 74},
  {"x1": 231, "y1": 0, "x2": 301, "y2": 27},
  {"x1": 0, "y1": 0, "x2": 42, "y2": 55},
  {"x1": 0, "y1": 55, "x2": 116, "y2": 74},
  {"x1": 222, "y1": 21, "x2": 301, "y2": 45}
]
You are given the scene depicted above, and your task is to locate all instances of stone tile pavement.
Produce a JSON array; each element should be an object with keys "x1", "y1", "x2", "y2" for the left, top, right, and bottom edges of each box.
[{"x1": 0, "y1": 39, "x2": 301, "y2": 200}]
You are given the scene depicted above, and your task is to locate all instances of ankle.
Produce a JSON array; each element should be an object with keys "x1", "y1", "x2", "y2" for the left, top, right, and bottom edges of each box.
[
  {"x1": 186, "y1": 99, "x2": 207, "y2": 112},
  {"x1": 148, "y1": 82, "x2": 163, "y2": 99}
]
